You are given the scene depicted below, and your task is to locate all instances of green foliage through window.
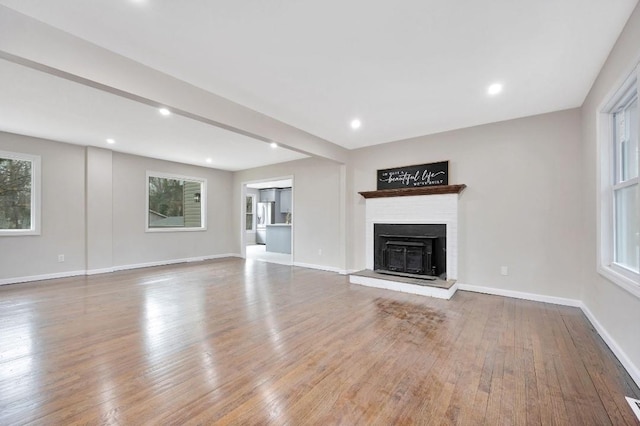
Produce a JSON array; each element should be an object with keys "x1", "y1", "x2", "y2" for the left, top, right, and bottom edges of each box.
[
  {"x1": 148, "y1": 173, "x2": 205, "y2": 229},
  {"x1": 0, "y1": 157, "x2": 32, "y2": 230}
]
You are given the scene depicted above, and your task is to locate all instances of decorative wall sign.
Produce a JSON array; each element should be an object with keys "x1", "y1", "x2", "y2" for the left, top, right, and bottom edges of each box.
[{"x1": 377, "y1": 161, "x2": 448, "y2": 190}]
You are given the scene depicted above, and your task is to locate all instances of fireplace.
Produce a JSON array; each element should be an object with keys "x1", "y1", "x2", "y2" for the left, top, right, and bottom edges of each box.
[
  {"x1": 351, "y1": 184, "x2": 464, "y2": 299},
  {"x1": 374, "y1": 224, "x2": 446, "y2": 279}
]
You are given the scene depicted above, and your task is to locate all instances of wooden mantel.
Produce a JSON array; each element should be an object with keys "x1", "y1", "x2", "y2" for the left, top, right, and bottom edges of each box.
[{"x1": 359, "y1": 184, "x2": 466, "y2": 199}]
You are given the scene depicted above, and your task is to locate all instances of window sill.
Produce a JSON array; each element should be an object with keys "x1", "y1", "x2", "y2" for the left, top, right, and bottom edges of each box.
[
  {"x1": 0, "y1": 230, "x2": 40, "y2": 237},
  {"x1": 598, "y1": 264, "x2": 640, "y2": 299}
]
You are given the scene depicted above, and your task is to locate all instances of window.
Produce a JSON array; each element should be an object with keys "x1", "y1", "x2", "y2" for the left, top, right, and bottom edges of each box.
[
  {"x1": 613, "y1": 94, "x2": 638, "y2": 272},
  {"x1": 0, "y1": 150, "x2": 41, "y2": 236},
  {"x1": 599, "y1": 65, "x2": 639, "y2": 296},
  {"x1": 245, "y1": 195, "x2": 255, "y2": 231},
  {"x1": 146, "y1": 172, "x2": 206, "y2": 232}
]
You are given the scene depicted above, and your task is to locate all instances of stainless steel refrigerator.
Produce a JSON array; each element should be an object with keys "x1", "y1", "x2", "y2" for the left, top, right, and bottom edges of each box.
[{"x1": 256, "y1": 202, "x2": 275, "y2": 244}]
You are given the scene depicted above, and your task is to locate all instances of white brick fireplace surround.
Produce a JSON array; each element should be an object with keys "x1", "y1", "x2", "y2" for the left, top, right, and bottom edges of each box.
[{"x1": 350, "y1": 186, "x2": 465, "y2": 299}]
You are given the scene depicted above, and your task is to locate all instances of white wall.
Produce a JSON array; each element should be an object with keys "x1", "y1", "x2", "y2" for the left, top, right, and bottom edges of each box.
[
  {"x1": 111, "y1": 152, "x2": 235, "y2": 267},
  {"x1": 580, "y1": 3, "x2": 640, "y2": 378},
  {"x1": 86, "y1": 146, "x2": 113, "y2": 272},
  {"x1": 233, "y1": 157, "x2": 346, "y2": 272},
  {"x1": 0, "y1": 133, "x2": 236, "y2": 282},
  {"x1": 348, "y1": 109, "x2": 584, "y2": 299},
  {"x1": 0, "y1": 132, "x2": 86, "y2": 280}
]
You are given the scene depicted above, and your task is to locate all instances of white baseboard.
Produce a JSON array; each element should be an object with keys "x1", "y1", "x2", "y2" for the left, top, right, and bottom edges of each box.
[
  {"x1": 458, "y1": 283, "x2": 639, "y2": 389},
  {"x1": 293, "y1": 261, "x2": 345, "y2": 274},
  {"x1": 627, "y1": 397, "x2": 640, "y2": 421},
  {"x1": 113, "y1": 253, "x2": 238, "y2": 272},
  {"x1": 0, "y1": 270, "x2": 86, "y2": 286},
  {"x1": 86, "y1": 267, "x2": 115, "y2": 276},
  {"x1": 457, "y1": 283, "x2": 582, "y2": 307},
  {"x1": 580, "y1": 302, "x2": 640, "y2": 389},
  {"x1": 1, "y1": 254, "x2": 239, "y2": 284}
]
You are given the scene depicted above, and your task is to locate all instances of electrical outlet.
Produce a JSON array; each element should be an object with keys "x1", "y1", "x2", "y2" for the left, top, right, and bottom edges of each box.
[
  {"x1": 58, "y1": 254, "x2": 65, "y2": 263},
  {"x1": 318, "y1": 249, "x2": 322, "y2": 256},
  {"x1": 500, "y1": 266, "x2": 508, "y2": 276}
]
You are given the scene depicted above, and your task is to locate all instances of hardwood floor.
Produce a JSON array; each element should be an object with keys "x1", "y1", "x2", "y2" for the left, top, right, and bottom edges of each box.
[{"x1": 1, "y1": 258, "x2": 638, "y2": 425}]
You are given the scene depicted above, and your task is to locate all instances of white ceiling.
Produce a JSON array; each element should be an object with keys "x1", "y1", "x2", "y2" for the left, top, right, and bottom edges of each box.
[
  {"x1": 0, "y1": 1, "x2": 638, "y2": 158},
  {"x1": 0, "y1": 59, "x2": 307, "y2": 171}
]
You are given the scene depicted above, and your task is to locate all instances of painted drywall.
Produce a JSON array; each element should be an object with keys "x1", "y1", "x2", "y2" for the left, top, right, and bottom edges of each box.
[
  {"x1": 348, "y1": 109, "x2": 583, "y2": 299},
  {"x1": 0, "y1": 132, "x2": 86, "y2": 279},
  {"x1": 86, "y1": 146, "x2": 113, "y2": 272},
  {"x1": 233, "y1": 157, "x2": 346, "y2": 271},
  {"x1": 111, "y1": 152, "x2": 235, "y2": 267},
  {"x1": 580, "y1": 2, "x2": 640, "y2": 377},
  {"x1": 0, "y1": 134, "x2": 236, "y2": 282}
]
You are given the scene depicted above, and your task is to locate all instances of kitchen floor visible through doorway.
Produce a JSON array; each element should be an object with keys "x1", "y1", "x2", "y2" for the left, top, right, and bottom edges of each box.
[{"x1": 246, "y1": 244, "x2": 292, "y2": 265}]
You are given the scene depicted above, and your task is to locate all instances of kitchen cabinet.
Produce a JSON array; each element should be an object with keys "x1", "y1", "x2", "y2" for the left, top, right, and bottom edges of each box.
[
  {"x1": 266, "y1": 224, "x2": 291, "y2": 254},
  {"x1": 279, "y1": 188, "x2": 292, "y2": 213},
  {"x1": 259, "y1": 188, "x2": 276, "y2": 202}
]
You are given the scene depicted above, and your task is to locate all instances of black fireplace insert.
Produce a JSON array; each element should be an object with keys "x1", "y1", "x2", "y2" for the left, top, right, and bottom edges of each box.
[{"x1": 374, "y1": 224, "x2": 446, "y2": 279}]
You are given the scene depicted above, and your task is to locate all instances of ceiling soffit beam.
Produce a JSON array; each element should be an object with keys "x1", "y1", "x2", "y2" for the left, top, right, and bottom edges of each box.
[{"x1": 0, "y1": 6, "x2": 348, "y2": 164}]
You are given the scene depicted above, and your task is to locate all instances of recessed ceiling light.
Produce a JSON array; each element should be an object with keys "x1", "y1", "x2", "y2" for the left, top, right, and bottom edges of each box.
[
  {"x1": 270, "y1": 142, "x2": 278, "y2": 149},
  {"x1": 106, "y1": 138, "x2": 115, "y2": 144},
  {"x1": 159, "y1": 108, "x2": 171, "y2": 116},
  {"x1": 205, "y1": 158, "x2": 212, "y2": 164},
  {"x1": 487, "y1": 83, "x2": 503, "y2": 96},
  {"x1": 350, "y1": 119, "x2": 362, "y2": 130}
]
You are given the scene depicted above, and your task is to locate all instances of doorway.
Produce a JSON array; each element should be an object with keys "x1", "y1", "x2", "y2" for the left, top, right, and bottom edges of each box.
[{"x1": 242, "y1": 177, "x2": 293, "y2": 266}]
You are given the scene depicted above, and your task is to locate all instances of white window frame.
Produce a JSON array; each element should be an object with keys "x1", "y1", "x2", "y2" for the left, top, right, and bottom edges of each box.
[
  {"x1": 145, "y1": 171, "x2": 207, "y2": 233},
  {"x1": 597, "y1": 63, "x2": 640, "y2": 298},
  {"x1": 245, "y1": 193, "x2": 256, "y2": 232},
  {"x1": 0, "y1": 150, "x2": 41, "y2": 236}
]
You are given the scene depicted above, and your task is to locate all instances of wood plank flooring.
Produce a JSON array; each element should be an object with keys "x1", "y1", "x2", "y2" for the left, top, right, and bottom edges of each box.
[{"x1": 0, "y1": 258, "x2": 638, "y2": 425}]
